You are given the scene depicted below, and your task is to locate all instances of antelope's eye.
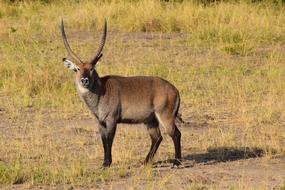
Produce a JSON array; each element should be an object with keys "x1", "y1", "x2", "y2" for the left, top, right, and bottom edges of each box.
[
  {"x1": 77, "y1": 68, "x2": 80, "y2": 71},
  {"x1": 90, "y1": 68, "x2": 93, "y2": 71}
]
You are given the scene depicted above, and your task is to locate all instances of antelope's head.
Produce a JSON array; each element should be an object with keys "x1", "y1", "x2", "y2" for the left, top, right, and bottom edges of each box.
[{"x1": 61, "y1": 19, "x2": 107, "y2": 89}]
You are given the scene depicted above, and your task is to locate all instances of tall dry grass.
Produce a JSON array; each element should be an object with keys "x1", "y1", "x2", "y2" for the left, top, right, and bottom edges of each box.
[{"x1": 0, "y1": 0, "x2": 284, "y2": 112}]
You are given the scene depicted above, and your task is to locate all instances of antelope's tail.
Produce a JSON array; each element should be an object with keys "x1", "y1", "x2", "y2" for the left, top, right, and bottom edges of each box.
[{"x1": 175, "y1": 113, "x2": 185, "y2": 124}]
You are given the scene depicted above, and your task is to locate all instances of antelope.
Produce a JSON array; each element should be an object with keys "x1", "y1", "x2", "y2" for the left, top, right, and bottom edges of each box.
[{"x1": 60, "y1": 18, "x2": 182, "y2": 167}]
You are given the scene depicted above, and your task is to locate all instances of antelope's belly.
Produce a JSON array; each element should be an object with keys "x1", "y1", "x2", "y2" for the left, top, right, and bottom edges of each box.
[{"x1": 120, "y1": 104, "x2": 154, "y2": 124}]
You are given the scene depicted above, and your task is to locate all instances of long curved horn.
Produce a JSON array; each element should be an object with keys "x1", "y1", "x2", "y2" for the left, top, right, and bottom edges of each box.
[
  {"x1": 91, "y1": 18, "x2": 107, "y2": 64},
  {"x1": 61, "y1": 19, "x2": 83, "y2": 63}
]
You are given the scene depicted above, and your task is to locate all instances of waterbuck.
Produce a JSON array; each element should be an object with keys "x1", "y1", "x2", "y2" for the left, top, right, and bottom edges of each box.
[{"x1": 60, "y1": 18, "x2": 182, "y2": 167}]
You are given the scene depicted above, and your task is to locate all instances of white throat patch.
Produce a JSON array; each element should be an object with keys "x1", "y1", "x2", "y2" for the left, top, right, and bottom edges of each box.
[{"x1": 76, "y1": 80, "x2": 89, "y2": 94}]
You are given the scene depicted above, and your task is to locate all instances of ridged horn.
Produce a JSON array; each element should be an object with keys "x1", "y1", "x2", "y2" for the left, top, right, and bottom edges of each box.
[
  {"x1": 61, "y1": 19, "x2": 83, "y2": 63},
  {"x1": 91, "y1": 18, "x2": 107, "y2": 64}
]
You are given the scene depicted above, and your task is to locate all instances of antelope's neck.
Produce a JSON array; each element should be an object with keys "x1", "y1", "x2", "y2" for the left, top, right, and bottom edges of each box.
[{"x1": 76, "y1": 78, "x2": 102, "y2": 118}]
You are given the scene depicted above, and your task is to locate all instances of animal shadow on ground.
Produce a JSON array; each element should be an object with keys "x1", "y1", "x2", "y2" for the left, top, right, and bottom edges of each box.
[{"x1": 153, "y1": 147, "x2": 265, "y2": 168}]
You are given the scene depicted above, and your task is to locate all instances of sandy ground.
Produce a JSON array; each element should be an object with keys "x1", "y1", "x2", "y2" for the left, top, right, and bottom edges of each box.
[{"x1": 0, "y1": 113, "x2": 284, "y2": 190}]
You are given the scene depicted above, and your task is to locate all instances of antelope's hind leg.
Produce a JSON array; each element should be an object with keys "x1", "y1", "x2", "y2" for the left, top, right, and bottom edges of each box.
[
  {"x1": 170, "y1": 124, "x2": 181, "y2": 166},
  {"x1": 144, "y1": 117, "x2": 163, "y2": 165},
  {"x1": 155, "y1": 111, "x2": 182, "y2": 167}
]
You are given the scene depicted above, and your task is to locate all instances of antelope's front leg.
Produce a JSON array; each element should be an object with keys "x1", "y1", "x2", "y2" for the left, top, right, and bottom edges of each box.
[{"x1": 99, "y1": 121, "x2": 117, "y2": 167}]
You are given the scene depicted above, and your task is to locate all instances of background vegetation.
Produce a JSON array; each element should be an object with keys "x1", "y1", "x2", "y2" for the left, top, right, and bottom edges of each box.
[{"x1": 0, "y1": 0, "x2": 284, "y2": 189}]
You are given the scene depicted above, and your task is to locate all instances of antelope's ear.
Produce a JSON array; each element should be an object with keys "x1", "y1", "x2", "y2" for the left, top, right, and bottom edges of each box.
[{"x1": 63, "y1": 58, "x2": 79, "y2": 72}]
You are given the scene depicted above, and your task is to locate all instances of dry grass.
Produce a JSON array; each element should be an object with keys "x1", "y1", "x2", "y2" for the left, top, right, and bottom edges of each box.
[{"x1": 0, "y1": 0, "x2": 284, "y2": 189}]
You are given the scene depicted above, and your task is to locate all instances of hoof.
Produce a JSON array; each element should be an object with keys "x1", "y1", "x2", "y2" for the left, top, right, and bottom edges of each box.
[
  {"x1": 143, "y1": 160, "x2": 152, "y2": 166},
  {"x1": 102, "y1": 160, "x2": 112, "y2": 168},
  {"x1": 172, "y1": 159, "x2": 182, "y2": 168}
]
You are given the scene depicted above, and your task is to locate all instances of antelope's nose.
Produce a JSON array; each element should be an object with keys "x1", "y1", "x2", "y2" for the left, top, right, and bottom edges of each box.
[{"x1": 80, "y1": 78, "x2": 89, "y2": 86}]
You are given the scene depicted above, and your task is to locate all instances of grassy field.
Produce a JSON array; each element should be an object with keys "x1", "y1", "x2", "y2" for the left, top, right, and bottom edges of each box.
[{"x1": 0, "y1": 0, "x2": 285, "y2": 189}]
